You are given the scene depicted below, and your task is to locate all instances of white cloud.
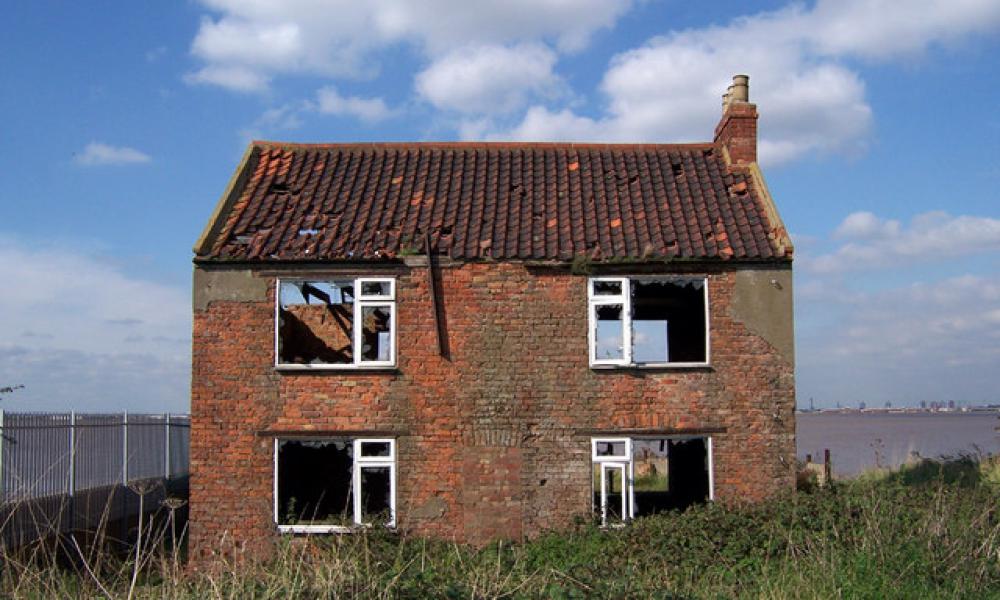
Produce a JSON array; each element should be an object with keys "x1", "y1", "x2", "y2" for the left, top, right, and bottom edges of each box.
[
  {"x1": 188, "y1": 0, "x2": 633, "y2": 92},
  {"x1": 314, "y1": 87, "x2": 395, "y2": 122},
  {"x1": 833, "y1": 211, "x2": 901, "y2": 240},
  {"x1": 806, "y1": 0, "x2": 1000, "y2": 59},
  {"x1": 805, "y1": 211, "x2": 1000, "y2": 273},
  {"x1": 74, "y1": 143, "x2": 151, "y2": 167},
  {"x1": 416, "y1": 44, "x2": 561, "y2": 115},
  {"x1": 184, "y1": 64, "x2": 271, "y2": 93},
  {"x1": 0, "y1": 237, "x2": 189, "y2": 412},
  {"x1": 369, "y1": 0, "x2": 633, "y2": 54},
  {"x1": 796, "y1": 273, "x2": 1000, "y2": 406},
  {"x1": 481, "y1": 0, "x2": 1000, "y2": 165}
]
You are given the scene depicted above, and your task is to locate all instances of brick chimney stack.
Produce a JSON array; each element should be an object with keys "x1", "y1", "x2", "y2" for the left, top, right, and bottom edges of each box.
[{"x1": 714, "y1": 74, "x2": 758, "y2": 165}]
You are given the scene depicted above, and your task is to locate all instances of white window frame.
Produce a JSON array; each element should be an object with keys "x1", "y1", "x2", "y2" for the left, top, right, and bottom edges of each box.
[
  {"x1": 274, "y1": 437, "x2": 396, "y2": 534},
  {"x1": 352, "y1": 438, "x2": 397, "y2": 528},
  {"x1": 588, "y1": 277, "x2": 630, "y2": 367},
  {"x1": 591, "y1": 435, "x2": 714, "y2": 526},
  {"x1": 587, "y1": 276, "x2": 710, "y2": 368},
  {"x1": 275, "y1": 277, "x2": 397, "y2": 370},
  {"x1": 591, "y1": 437, "x2": 632, "y2": 526}
]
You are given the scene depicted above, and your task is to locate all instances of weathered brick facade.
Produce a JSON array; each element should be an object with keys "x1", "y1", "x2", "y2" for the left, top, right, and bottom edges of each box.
[
  {"x1": 189, "y1": 75, "x2": 795, "y2": 558},
  {"x1": 190, "y1": 260, "x2": 795, "y2": 555}
]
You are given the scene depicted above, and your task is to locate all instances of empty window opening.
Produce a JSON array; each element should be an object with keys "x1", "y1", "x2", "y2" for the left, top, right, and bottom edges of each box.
[
  {"x1": 276, "y1": 278, "x2": 395, "y2": 368},
  {"x1": 632, "y1": 438, "x2": 710, "y2": 516},
  {"x1": 276, "y1": 439, "x2": 354, "y2": 528},
  {"x1": 275, "y1": 438, "x2": 395, "y2": 533},
  {"x1": 631, "y1": 280, "x2": 706, "y2": 364},
  {"x1": 588, "y1": 277, "x2": 708, "y2": 367},
  {"x1": 361, "y1": 306, "x2": 392, "y2": 362},
  {"x1": 359, "y1": 466, "x2": 392, "y2": 521},
  {"x1": 594, "y1": 305, "x2": 624, "y2": 361},
  {"x1": 592, "y1": 437, "x2": 712, "y2": 526}
]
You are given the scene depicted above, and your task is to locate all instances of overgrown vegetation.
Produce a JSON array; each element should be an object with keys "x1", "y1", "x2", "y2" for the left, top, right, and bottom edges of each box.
[{"x1": 2, "y1": 456, "x2": 999, "y2": 598}]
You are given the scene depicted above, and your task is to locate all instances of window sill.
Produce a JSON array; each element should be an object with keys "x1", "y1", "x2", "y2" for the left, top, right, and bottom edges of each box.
[
  {"x1": 277, "y1": 524, "x2": 396, "y2": 534},
  {"x1": 278, "y1": 524, "x2": 355, "y2": 534},
  {"x1": 275, "y1": 364, "x2": 398, "y2": 373},
  {"x1": 590, "y1": 362, "x2": 712, "y2": 370}
]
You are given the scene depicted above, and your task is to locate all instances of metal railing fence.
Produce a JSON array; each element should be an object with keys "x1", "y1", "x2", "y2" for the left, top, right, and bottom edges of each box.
[{"x1": 0, "y1": 411, "x2": 189, "y2": 546}]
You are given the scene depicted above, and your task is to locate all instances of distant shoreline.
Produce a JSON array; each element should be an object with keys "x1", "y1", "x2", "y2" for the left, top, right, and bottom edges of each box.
[{"x1": 796, "y1": 407, "x2": 1000, "y2": 415}]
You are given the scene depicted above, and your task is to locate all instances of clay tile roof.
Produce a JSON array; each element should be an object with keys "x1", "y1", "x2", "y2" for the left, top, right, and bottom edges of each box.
[{"x1": 194, "y1": 141, "x2": 792, "y2": 263}]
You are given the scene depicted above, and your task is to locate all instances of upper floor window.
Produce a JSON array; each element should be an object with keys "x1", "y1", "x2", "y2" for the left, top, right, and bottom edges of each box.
[
  {"x1": 588, "y1": 277, "x2": 709, "y2": 367},
  {"x1": 276, "y1": 278, "x2": 396, "y2": 369}
]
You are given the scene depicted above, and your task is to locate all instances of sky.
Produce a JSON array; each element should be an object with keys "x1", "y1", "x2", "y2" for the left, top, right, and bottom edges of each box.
[{"x1": 0, "y1": 0, "x2": 998, "y2": 413}]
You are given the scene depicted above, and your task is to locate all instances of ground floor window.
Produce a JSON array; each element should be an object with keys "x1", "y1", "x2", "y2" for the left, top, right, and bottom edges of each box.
[
  {"x1": 274, "y1": 437, "x2": 395, "y2": 533},
  {"x1": 592, "y1": 436, "x2": 713, "y2": 526}
]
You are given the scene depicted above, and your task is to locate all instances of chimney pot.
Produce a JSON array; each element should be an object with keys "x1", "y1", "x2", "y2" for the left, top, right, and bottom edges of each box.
[{"x1": 731, "y1": 74, "x2": 749, "y2": 103}]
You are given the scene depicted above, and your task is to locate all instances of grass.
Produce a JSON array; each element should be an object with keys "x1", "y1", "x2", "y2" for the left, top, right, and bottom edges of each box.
[{"x1": 2, "y1": 457, "x2": 1000, "y2": 598}]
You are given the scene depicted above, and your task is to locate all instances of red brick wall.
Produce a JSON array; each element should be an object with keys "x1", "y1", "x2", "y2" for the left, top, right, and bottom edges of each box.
[
  {"x1": 714, "y1": 102, "x2": 758, "y2": 164},
  {"x1": 189, "y1": 262, "x2": 794, "y2": 557}
]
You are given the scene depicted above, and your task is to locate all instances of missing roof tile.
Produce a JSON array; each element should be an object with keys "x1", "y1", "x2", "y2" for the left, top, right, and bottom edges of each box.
[{"x1": 269, "y1": 182, "x2": 291, "y2": 194}]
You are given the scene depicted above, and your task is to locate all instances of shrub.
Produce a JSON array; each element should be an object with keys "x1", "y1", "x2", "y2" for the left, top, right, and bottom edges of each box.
[{"x1": 1, "y1": 457, "x2": 999, "y2": 598}]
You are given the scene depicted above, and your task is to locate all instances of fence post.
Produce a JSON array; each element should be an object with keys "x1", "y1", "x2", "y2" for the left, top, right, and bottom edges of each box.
[
  {"x1": 165, "y1": 413, "x2": 171, "y2": 480},
  {"x1": 68, "y1": 412, "x2": 76, "y2": 495},
  {"x1": 69, "y1": 411, "x2": 76, "y2": 534},
  {"x1": 0, "y1": 409, "x2": 4, "y2": 500},
  {"x1": 122, "y1": 412, "x2": 128, "y2": 485}
]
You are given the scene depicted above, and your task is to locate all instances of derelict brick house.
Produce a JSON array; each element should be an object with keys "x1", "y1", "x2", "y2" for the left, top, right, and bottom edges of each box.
[{"x1": 189, "y1": 75, "x2": 795, "y2": 555}]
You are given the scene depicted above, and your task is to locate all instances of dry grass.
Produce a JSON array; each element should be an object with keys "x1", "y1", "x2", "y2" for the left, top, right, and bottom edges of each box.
[{"x1": 1, "y1": 457, "x2": 999, "y2": 598}]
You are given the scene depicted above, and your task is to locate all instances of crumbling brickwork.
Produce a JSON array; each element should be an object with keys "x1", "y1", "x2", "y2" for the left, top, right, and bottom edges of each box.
[{"x1": 189, "y1": 261, "x2": 795, "y2": 557}]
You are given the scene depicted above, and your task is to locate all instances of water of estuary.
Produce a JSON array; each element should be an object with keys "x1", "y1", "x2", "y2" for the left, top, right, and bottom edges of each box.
[{"x1": 796, "y1": 411, "x2": 1000, "y2": 477}]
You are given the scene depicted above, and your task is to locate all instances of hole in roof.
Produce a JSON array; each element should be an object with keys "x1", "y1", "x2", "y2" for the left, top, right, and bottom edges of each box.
[
  {"x1": 269, "y1": 182, "x2": 290, "y2": 194},
  {"x1": 628, "y1": 175, "x2": 639, "y2": 185},
  {"x1": 440, "y1": 225, "x2": 453, "y2": 236},
  {"x1": 703, "y1": 149, "x2": 714, "y2": 158},
  {"x1": 671, "y1": 163, "x2": 683, "y2": 177}
]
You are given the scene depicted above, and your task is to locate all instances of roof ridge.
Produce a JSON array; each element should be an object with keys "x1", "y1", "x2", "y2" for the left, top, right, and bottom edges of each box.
[{"x1": 250, "y1": 140, "x2": 718, "y2": 151}]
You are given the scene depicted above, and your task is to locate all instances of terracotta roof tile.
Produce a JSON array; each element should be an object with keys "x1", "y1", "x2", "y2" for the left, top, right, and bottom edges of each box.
[{"x1": 199, "y1": 141, "x2": 789, "y2": 262}]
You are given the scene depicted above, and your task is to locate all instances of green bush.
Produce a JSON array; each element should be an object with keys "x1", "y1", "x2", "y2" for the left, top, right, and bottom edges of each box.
[{"x1": 2, "y1": 457, "x2": 1000, "y2": 598}]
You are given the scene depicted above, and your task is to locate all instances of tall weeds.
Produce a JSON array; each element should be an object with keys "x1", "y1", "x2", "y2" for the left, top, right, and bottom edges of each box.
[{"x1": 0, "y1": 457, "x2": 998, "y2": 598}]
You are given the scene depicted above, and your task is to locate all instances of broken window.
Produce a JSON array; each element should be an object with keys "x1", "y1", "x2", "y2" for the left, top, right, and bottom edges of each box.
[
  {"x1": 277, "y1": 278, "x2": 395, "y2": 368},
  {"x1": 275, "y1": 437, "x2": 395, "y2": 532},
  {"x1": 592, "y1": 436, "x2": 713, "y2": 526},
  {"x1": 588, "y1": 277, "x2": 708, "y2": 367}
]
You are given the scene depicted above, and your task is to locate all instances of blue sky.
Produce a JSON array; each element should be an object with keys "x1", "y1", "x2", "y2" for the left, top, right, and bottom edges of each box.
[{"x1": 1, "y1": 0, "x2": 998, "y2": 412}]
